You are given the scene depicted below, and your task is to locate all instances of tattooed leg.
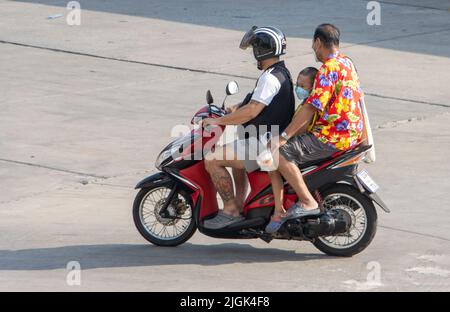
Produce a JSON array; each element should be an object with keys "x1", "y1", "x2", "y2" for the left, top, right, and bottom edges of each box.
[
  {"x1": 205, "y1": 145, "x2": 245, "y2": 216},
  {"x1": 208, "y1": 164, "x2": 239, "y2": 214}
]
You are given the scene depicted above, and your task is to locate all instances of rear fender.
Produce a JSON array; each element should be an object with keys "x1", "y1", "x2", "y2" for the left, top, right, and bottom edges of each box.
[{"x1": 320, "y1": 175, "x2": 390, "y2": 213}]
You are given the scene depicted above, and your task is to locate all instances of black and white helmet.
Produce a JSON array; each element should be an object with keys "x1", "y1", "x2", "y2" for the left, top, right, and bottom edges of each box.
[{"x1": 240, "y1": 26, "x2": 287, "y2": 61}]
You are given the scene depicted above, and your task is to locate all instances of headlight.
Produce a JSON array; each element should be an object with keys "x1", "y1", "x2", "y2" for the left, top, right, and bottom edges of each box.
[
  {"x1": 155, "y1": 149, "x2": 173, "y2": 170},
  {"x1": 155, "y1": 133, "x2": 200, "y2": 169}
]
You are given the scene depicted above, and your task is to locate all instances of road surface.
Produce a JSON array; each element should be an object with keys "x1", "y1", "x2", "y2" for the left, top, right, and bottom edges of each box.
[{"x1": 1, "y1": 0, "x2": 449, "y2": 291}]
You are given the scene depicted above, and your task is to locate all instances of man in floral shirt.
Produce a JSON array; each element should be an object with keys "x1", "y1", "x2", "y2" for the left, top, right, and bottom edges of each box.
[
  {"x1": 265, "y1": 23, "x2": 364, "y2": 233},
  {"x1": 308, "y1": 49, "x2": 363, "y2": 150}
]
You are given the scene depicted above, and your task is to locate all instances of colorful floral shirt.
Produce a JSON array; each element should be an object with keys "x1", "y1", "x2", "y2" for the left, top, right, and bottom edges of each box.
[{"x1": 305, "y1": 51, "x2": 363, "y2": 150}]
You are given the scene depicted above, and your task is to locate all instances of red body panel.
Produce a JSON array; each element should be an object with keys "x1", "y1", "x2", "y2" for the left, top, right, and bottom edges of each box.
[
  {"x1": 283, "y1": 193, "x2": 297, "y2": 210},
  {"x1": 245, "y1": 194, "x2": 274, "y2": 210},
  {"x1": 246, "y1": 171, "x2": 271, "y2": 202},
  {"x1": 243, "y1": 171, "x2": 271, "y2": 213},
  {"x1": 243, "y1": 171, "x2": 299, "y2": 213},
  {"x1": 179, "y1": 161, "x2": 219, "y2": 219}
]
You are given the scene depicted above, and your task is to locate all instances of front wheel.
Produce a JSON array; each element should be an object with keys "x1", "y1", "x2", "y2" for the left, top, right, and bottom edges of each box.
[
  {"x1": 312, "y1": 184, "x2": 378, "y2": 257},
  {"x1": 133, "y1": 185, "x2": 196, "y2": 246}
]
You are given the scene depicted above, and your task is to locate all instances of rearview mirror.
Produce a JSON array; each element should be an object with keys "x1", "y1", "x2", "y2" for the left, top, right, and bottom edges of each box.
[
  {"x1": 225, "y1": 81, "x2": 239, "y2": 96},
  {"x1": 206, "y1": 90, "x2": 214, "y2": 104}
]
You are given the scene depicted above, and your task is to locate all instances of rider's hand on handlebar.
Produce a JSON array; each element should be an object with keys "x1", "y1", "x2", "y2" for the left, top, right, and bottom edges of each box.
[
  {"x1": 200, "y1": 118, "x2": 220, "y2": 133},
  {"x1": 201, "y1": 118, "x2": 218, "y2": 128}
]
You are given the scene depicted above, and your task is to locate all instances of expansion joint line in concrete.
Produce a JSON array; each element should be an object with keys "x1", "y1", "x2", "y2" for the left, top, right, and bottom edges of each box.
[
  {"x1": 1, "y1": 39, "x2": 449, "y2": 109},
  {"x1": 0, "y1": 39, "x2": 253, "y2": 80},
  {"x1": 0, "y1": 158, "x2": 107, "y2": 179}
]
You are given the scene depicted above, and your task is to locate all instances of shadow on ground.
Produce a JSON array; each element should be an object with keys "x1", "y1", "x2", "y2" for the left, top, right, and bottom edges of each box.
[{"x1": 0, "y1": 243, "x2": 331, "y2": 270}]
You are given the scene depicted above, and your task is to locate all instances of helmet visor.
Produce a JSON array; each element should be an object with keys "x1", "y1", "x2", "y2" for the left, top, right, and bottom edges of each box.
[{"x1": 239, "y1": 26, "x2": 258, "y2": 50}]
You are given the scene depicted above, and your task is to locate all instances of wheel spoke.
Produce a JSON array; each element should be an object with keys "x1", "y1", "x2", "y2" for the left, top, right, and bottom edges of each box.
[
  {"x1": 138, "y1": 187, "x2": 193, "y2": 241},
  {"x1": 319, "y1": 192, "x2": 368, "y2": 249}
]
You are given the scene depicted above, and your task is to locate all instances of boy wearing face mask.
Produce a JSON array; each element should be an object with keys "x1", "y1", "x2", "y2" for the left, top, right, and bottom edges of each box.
[
  {"x1": 264, "y1": 67, "x2": 317, "y2": 232},
  {"x1": 294, "y1": 67, "x2": 319, "y2": 130},
  {"x1": 295, "y1": 67, "x2": 318, "y2": 109}
]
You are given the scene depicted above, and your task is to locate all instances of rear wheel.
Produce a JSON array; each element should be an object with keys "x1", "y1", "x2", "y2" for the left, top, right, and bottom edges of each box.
[
  {"x1": 133, "y1": 185, "x2": 196, "y2": 246},
  {"x1": 312, "y1": 184, "x2": 377, "y2": 257}
]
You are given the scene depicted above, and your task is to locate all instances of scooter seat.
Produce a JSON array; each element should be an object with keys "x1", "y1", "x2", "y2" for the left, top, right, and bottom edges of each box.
[
  {"x1": 252, "y1": 143, "x2": 371, "y2": 172},
  {"x1": 298, "y1": 156, "x2": 336, "y2": 169},
  {"x1": 298, "y1": 143, "x2": 371, "y2": 169}
]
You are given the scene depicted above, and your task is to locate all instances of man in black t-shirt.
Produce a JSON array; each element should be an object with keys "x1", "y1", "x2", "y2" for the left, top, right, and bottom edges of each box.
[{"x1": 202, "y1": 26, "x2": 295, "y2": 229}]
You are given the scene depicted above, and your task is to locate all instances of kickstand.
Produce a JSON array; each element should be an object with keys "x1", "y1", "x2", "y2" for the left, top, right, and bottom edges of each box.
[{"x1": 259, "y1": 233, "x2": 274, "y2": 243}]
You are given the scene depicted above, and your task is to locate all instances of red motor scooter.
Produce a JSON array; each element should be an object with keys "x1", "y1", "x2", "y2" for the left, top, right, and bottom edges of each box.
[{"x1": 133, "y1": 82, "x2": 389, "y2": 257}]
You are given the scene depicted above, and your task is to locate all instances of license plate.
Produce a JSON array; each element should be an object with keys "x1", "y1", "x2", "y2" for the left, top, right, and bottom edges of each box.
[{"x1": 356, "y1": 170, "x2": 379, "y2": 193}]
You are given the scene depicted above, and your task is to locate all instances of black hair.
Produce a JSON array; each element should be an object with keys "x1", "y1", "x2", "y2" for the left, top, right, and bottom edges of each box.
[
  {"x1": 299, "y1": 67, "x2": 318, "y2": 84},
  {"x1": 313, "y1": 23, "x2": 340, "y2": 48}
]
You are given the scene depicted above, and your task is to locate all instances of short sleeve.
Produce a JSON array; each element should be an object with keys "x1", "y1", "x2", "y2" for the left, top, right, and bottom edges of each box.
[
  {"x1": 251, "y1": 71, "x2": 281, "y2": 106},
  {"x1": 305, "y1": 64, "x2": 335, "y2": 112}
]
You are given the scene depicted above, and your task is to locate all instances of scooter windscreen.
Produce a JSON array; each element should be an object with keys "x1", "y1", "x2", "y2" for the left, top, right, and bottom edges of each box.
[{"x1": 239, "y1": 26, "x2": 258, "y2": 50}]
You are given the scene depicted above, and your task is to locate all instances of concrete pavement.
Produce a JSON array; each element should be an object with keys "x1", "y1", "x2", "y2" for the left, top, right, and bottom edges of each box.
[{"x1": 0, "y1": 0, "x2": 449, "y2": 291}]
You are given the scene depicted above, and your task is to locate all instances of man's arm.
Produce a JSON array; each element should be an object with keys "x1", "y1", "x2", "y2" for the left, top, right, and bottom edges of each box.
[
  {"x1": 204, "y1": 100, "x2": 265, "y2": 126},
  {"x1": 282, "y1": 103, "x2": 317, "y2": 139},
  {"x1": 205, "y1": 71, "x2": 279, "y2": 127}
]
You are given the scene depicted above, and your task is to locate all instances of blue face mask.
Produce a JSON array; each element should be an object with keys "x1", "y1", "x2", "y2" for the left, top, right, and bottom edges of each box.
[{"x1": 295, "y1": 86, "x2": 310, "y2": 101}]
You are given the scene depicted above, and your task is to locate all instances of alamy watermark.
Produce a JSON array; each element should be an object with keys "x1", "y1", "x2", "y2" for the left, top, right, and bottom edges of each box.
[
  {"x1": 366, "y1": 260, "x2": 382, "y2": 285},
  {"x1": 66, "y1": 1, "x2": 81, "y2": 26},
  {"x1": 343, "y1": 260, "x2": 383, "y2": 290},
  {"x1": 367, "y1": 1, "x2": 381, "y2": 26},
  {"x1": 48, "y1": 1, "x2": 81, "y2": 25},
  {"x1": 66, "y1": 261, "x2": 81, "y2": 286}
]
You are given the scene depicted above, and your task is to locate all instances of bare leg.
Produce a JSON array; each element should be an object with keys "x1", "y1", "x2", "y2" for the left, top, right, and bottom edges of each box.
[
  {"x1": 268, "y1": 170, "x2": 286, "y2": 220},
  {"x1": 276, "y1": 152, "x2": 318, "y2": 210},
  {"x1": 232, "y1": 168, "x2": 248, "y2": 213},
  {"x1": 204, "y1": 144, "x2": 245, "y2": 217}
]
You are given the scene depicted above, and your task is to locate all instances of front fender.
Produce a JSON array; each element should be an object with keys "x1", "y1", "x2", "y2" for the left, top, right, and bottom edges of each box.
[{"x1": 134, "y1": 171, "x2": 173, "y2": 189}]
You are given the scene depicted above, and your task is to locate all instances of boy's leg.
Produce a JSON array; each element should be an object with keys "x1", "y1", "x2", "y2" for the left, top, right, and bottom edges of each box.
[
  {"x1": 272, "y1": 138, "x2": 318, "y2": 209},
  {"x1": 268, "y1": 170, "x2": 285, "y2": 220},
  {"x1": 277, "y1": 155, "x2": 318, "y2": 209}
]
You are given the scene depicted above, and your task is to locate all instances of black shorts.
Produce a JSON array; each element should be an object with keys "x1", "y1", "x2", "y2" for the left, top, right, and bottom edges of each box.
[{"x1": 279, "y1": 133, "x2": 337, "y2": 166}]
